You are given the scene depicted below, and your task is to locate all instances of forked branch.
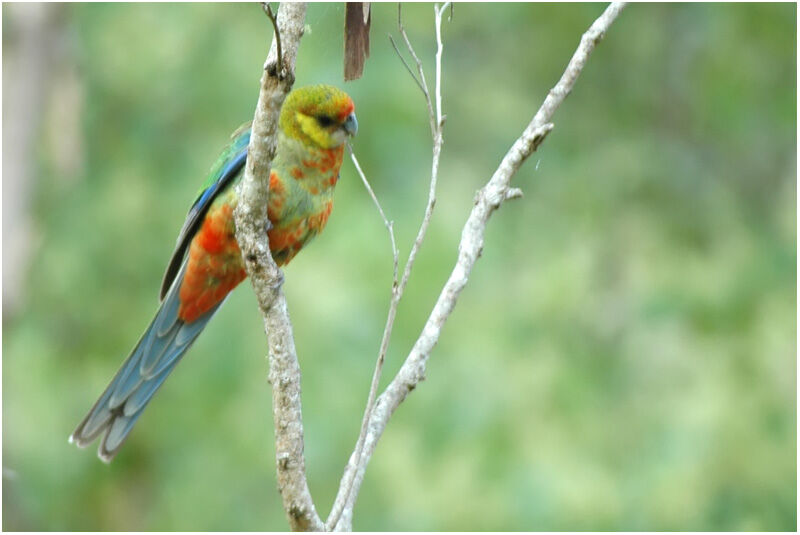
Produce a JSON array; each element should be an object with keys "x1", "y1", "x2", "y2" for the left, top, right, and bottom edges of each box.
[
  {"x1": 327, "y1": 3, "x2": 451, "y2": 530},
  {"x1": 327, "y1": 2, "x2": 626, "y2": 530}
]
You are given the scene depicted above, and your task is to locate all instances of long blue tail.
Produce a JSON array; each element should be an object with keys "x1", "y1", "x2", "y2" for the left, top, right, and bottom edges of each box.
[{"x1": 70, "y1": 265, "x2": 221, "y2": 462}]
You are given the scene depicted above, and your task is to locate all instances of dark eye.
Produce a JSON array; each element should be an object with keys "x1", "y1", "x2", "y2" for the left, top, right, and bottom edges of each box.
[{"x1": 316, "y1": 115, "x2": 334, "y2": 127}]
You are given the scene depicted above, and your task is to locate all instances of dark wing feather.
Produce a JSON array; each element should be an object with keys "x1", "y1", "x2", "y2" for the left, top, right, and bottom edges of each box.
[{"x1": 159, "y1": 133, "x2": 250, "y2": 299}]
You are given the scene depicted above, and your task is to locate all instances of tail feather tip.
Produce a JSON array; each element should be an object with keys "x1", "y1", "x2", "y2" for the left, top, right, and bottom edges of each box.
[{"x1": 98, "y1": 446, "x2": 115, "y2": 464}]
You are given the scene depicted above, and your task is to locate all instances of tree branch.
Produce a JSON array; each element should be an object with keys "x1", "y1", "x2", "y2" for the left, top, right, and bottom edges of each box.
[
  {"x1": 327, "y1": 4, "x2": 452, "y2": 530},
  {"x1": 232, "y1": 2, "x2": 324, "y2": 531},
  {"x1": 328, "y1": 2, "x2": 626, "y2": 530}
]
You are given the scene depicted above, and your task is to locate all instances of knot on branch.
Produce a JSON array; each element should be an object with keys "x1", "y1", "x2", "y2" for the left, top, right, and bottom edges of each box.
[
  {"x1": 278, "y1": 452, "x2": 291, "y2": 470},
  {"x1": 473, "y1": 188, "x2": 483, "y2": 206},
  {"x1": 476, "y1": 186, "x2": 506, "y2": 211},
  {"x1": 265, "y1": 60, "x2": 296, "y2": 85},
  {"x1": 288, "y1": 504, "x2": 307, "y2": 520},
  {"x1": 587, "y1": 29, "x2": 607, "y2": 47},
  {"x1": 531, "y1": 124, "x2": 554, "y2": 150}
]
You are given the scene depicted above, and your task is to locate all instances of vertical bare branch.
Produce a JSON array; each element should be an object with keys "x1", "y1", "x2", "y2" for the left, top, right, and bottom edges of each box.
[
  {"x1": 232, "y1": 2, "x2": 324, "y2": 531},
  {"x1": 327, "y1": 3, "x2": 451, "y2": 530},
  {"x1": 433, "y1": 3, "x2": 446, "y2": 129},
  {"x1": 395, "y1": 3, "x2": 449, "y2": 300},
  {"x1": 325, "y1": 148, "x2": 400, "y2": 530},
  {"x1": 328, "y1": 2, "x2": 626, "y2": 530}
]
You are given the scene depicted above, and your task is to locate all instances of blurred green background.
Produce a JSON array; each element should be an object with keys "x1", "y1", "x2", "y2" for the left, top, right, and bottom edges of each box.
[{"x1": 2, "y1": 2, "x2": 796, "y2": 531}]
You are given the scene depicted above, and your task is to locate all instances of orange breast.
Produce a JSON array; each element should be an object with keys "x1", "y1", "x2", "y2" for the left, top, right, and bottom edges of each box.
[{"x1": 178, "y1": 202, "x2": 247, "y2": 323}]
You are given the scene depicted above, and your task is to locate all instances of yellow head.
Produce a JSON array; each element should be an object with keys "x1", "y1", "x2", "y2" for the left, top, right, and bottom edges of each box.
[{"x1": 280, "y1": 85, "x2": 357, "y2": 149}]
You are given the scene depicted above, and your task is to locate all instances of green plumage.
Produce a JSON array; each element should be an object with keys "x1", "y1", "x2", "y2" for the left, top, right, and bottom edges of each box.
[{"x1": 71, "y1": 85, "x2": 357, "y2": 462}]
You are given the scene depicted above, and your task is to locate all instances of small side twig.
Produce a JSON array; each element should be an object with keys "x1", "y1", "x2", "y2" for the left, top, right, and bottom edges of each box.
[
  {"x1": 263, "y1": 3, "x2": 283, "y2": 74},
  {"x1": 388, "y1": 34, "x2": 425, "y2": 94},
  {"x1": 397, "y1": 3, "x2": 436, "y2": 135},
  {"x1": 348, "y1": 145, "x2": 399, "y2": 283}
]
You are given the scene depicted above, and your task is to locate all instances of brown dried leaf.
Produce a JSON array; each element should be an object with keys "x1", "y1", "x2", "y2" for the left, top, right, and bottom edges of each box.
[{"x1": 344, "y1": 2, "x2": 371, "y2": 81}]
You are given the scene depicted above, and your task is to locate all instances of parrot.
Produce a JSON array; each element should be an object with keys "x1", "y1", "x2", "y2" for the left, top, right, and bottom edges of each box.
[{"x1": 70, "y1": 84, "x2": 357, "y2": 462}]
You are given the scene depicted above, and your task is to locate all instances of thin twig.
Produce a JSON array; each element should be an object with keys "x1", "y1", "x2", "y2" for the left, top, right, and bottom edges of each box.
[
  {"x1": 263, "y1": 3, "x2": 283, "y2": 74},
  {"x1": 348, "y1": 146, "x2": 399, "y2": 283},
  {"x1": 397, "y1": 2, "x2": 450, "y2": 299},
  {"x1": 325, "y1": 147, "x2": 400, "y2": 530},
  {"x1": 434, "y1": 2, "x2": 447, "y2": 129},
  {"x1": 327, "y1": 3, "x2": 451, "y2": 530},
  {"x1": 397, "y1": 3, "x2": 436, "y2": 136},
  {"x1": 388, "y1": 33, "x2": 425, "y2": 94}
]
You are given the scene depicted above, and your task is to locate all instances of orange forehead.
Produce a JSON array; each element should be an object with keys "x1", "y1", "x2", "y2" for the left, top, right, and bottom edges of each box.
[
  {"x1": 302, "y1": 95, "x2": 354, "y2": 121},
  {"x1": 336, "y1": 99, "x2": 355, "y2": 121},
  {"x1": 291, "y1": 85, "x2": 354, "y2": 120}
]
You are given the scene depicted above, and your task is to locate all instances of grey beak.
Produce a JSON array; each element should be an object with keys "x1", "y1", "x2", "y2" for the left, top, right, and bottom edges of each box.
[{"x1": 343, "y1": 112, "x2": 358, "y2": 137}]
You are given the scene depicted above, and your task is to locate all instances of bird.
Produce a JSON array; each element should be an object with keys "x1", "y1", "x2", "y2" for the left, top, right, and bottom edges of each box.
[{"x1": 70, "y1": 84, "x2": 357, "y2": 462}]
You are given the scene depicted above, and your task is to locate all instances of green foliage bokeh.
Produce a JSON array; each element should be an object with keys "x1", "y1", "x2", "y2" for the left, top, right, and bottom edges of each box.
[{"x1": 2, "y1": 3, "x2": 796, "y2": 530}]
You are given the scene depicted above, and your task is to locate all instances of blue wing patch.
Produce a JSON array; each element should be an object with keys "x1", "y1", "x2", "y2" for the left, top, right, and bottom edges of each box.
[{"x1": 159, "y1": 131, "x2": 250, "y2": 300}]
